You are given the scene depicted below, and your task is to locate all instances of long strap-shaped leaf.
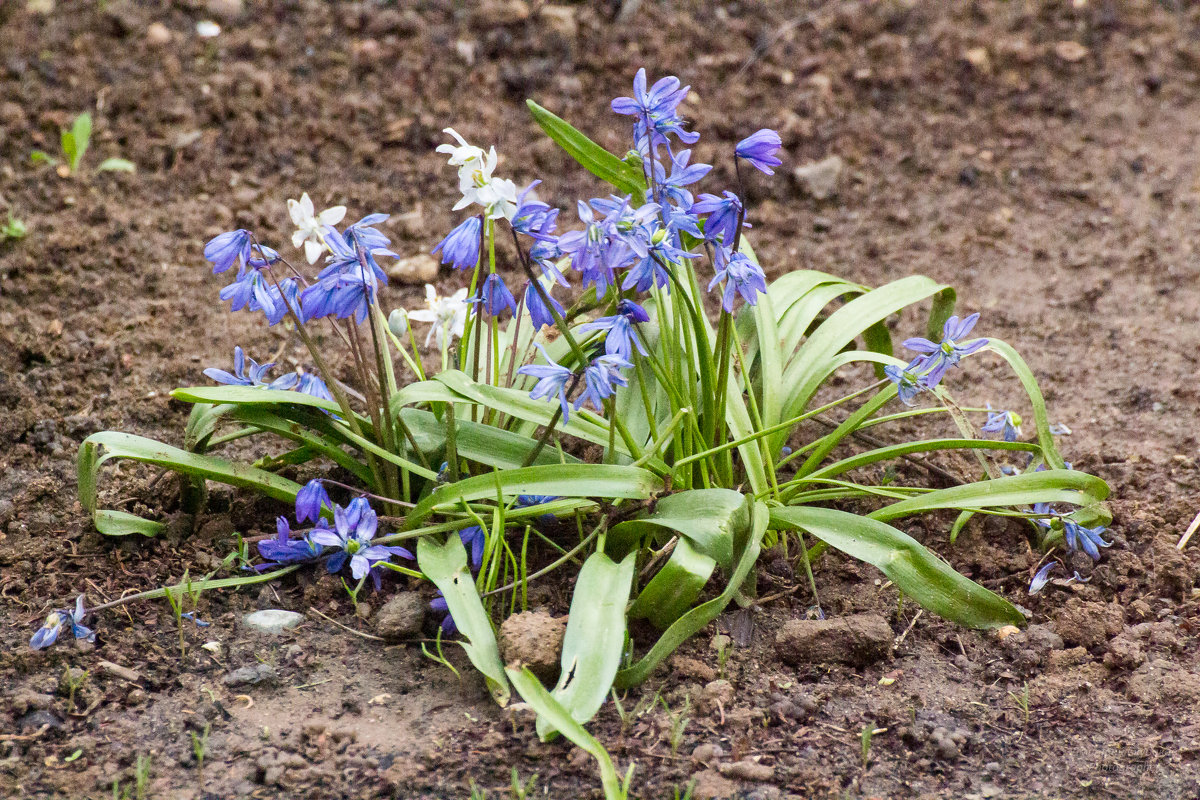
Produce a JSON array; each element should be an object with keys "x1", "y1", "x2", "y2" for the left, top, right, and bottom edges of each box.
[
  {"x1": 770, "y1": 505, "x2": 1024, "y2": 628},
  {"x1": 536, "y1": 551, "x2": 635, "y2": 740},
  {"x1": 868, "y1": 470, "x2": 1109, "y2": 522},
  {"x1": 418, "y1": 534, "x2": 510, "y2": 706},
  {"x1": 79, "y1": 431, "x2": 304, "y2": 534},
  {"x1": 607, "y1": 488, "x2": 747, "y2": 570},
  {"x1": 407, "y1": 464, "x2": 663, "y2": 526}
]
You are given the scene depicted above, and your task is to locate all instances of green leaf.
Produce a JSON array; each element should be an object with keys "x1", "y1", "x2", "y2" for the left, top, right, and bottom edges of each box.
[
  {"x1": 769, "y1": 505, "x2": 1025, "y2": 629},
  {"x1": 607, "y1": 488, "x2": 747, "y2": 570},
  {"x1": 65, "y1": 113, "x2": 91, "y2": 171},
  {"x1": 627, "y1": 538, "x2": 715, "y2": 630},
  {"x1": 171, "y1": 385, "x2": 351, "y2": 418},
  {"x1": 409, "y1": 464, "x2": 662, "y2": 526},
  {"x1": 537, "y1": 551, "x2": 635, "y2": 740},
  {"x1": 615, "y1": 500, "x2": 767, "y2": 688},
  {"x1": 868, "y1": 470, "x2": 1109, "y2": 523},
  {"x1": 94, "y1": 509, "x2": 166, "y2": 537},
  {"x1": 418, "y1": 534, "x2": 510, "y2": 705},
  {"x1": 78, "y1": 431, "x2": 304, "y2": 535},
  {"x1": 527, "y1": 100, "x2": 646, "y2": 196},
  {"x1": 506, "y1": 667, "x2": 626, "y2": 800},
  {"x1": 30, "y1": 150, "x2": 57, "y2": 166},
  {"x1": 926, "y1": 286, "x2": 957, "y2": 341},
  {"x1": 398, "y1": 407, "x2": 581, "y2": 469},
  {"x1": 96, "y1": 157, "x2": 135, "y2": 173}
]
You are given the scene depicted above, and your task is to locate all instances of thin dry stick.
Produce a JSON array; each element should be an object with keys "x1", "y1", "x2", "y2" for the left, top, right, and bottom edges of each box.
[
  {"x1": 1178, "y1": 508, "x2": 1200, "y2": 550},
  {"x1": 308, "y1": 606, "x2": 384, "y2": 641}
]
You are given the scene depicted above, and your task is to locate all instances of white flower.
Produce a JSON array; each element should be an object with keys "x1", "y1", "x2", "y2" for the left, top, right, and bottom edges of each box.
[
  {"x1": 404, "y1": 284, "x2": 470, "y2": 349},
  {"x1": 288, "y1": 193, "x2": 346, "y2": 264},
  {"x1": 437, "y1": 128, "x2": 488, "y2": 169},
  {"x1": 462, "y1": 176, "x2": 519, "y2": 221}
]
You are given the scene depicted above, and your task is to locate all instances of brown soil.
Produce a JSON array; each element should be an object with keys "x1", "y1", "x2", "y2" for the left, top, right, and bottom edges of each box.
[{"x1": 3, "y1": 1, "x2": 1200, "y2": 798}]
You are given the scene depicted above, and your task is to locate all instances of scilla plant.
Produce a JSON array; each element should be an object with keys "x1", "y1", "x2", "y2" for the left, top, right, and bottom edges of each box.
[{"x1": 67, "y1": 70, "x2": 1109, "y2": 796}]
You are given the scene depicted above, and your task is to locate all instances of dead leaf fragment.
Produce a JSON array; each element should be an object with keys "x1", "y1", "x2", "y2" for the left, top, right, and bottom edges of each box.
[{"x1": 1054, "y1": 41, "x2": 1088, "y2": 63}]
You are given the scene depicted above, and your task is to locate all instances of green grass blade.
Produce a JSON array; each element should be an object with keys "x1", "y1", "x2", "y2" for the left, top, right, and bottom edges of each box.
[
  {"x1": 537, "y1": 551, "x2": 635, "y2": 740},
  {"x1": 67, "y1": 112, "x2": 91, "y2": 170},
  {"x1": 770, "y1": 505, "x2": 1024, "y2": 629},
  {"x1": 399, "y1": 407, "x2": 582, "y2": 469},
  {"x1": 984, "y1": 339, "x2": 1066, "y2": 469},
  {"x1": 418, "y1": 533, "x2": 510, "y2": 705}
]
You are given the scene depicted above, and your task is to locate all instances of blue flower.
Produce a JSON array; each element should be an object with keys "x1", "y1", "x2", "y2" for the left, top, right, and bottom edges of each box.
[
  {"x1": 1028, "y1": 561, "x2": 1057, "y2": 595},
  {"x1": 884, "y1": 360, "x2": 925, "y2": 406},
  {"x1": 295, "y1": 479, "x2": 332, "y2": 523},
  {"x1": 432, "y1": 216, "x2": 481, "y2": 270},
  {"x1": 524, "y1": 281, "x2": 565, "y2": 330},
  {"x1": 30, "y1": 595, "x2": 94, "y2": 650},
  {"x1": 204, "y1": 347, "x2": 297, "y2": 390},
  {"x1": 219, "y1": 266, "x2": 280, "y2": 320},
  {"x1": 310, "y1": 497, "x2": 413, "y2": 590},
  {"x1": 1062, "y1": 519, "x2": 1111, "y2": 561},
  {"x1": 257, "y1": 516, "x2": 324, "y2": 567},
  {"x1": 204, "y1": 229, "x2": 252, "y2": 274},
  {"x1": 531, "y1": 239, "x2": 569, "y2": 287},
  {"x1": 511, "y1": 181, "x2": 560, "y2": 242},
  {"x1": 458, "y1": 525, "x2": 485, "y2": 571},
  {"x1": 264, "y1": 277, "x2": 303, "y2": 326},
  {"x1": 735, "y1": 129, "x2": 783, "y2": 175},
  {"x1": 579, "y1": 299, "x2": 649, "y2": 361},
  {"x1": 982, "y1": 404, "x2": 1022, "y2": 442},
  {"x1": 293, "y1": 372, "x2": 334, "y2": 403},
  {"x1": 690, "y1": 191, "x2": 743, "y2": 245},
  {"x1": 708, "y1": 247, "x2": 767, "y2": 312},
  {"x1": 651, "y1": 149, "x2": 711, "y2": 207},
  {"x1": 902, "y1": 313, "x2": 988, "y2": 388},
  {"x1": 474, "y1": 273, "x2": 518, "y2": 316},
  {"x1": 611, "y1": 68, "x2": 700, "y2": 152},
  {"x1": 575, "y1": 354, "x2": 632, "y2": 412},
  {"x1": 518, "y1": 345, "x2": 574, "y2": 421},
  {"x1": 558, "y1": 201, "x2": 614, "y2": 292}
]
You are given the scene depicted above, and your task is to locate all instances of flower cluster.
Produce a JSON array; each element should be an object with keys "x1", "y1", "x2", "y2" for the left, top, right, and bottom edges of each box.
[
  {"x1": 885, "y1": 314, "x2": 989, "y2": 405},
  {"x1": 418, "y1": 69, "x2": 783, "y2": 419},
  {"x1": 1031, "y1": 501, "x2": 1111, "y2": 561},
  {"x1": 258, "y1": 480, "x2": 412, "y2": 591}
]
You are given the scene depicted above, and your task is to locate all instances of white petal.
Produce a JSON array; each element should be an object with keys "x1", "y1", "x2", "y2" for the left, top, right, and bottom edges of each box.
[
  {"x1": 299, "y1": 193, "x2": 314, "y2": 218},
  {"x1": 291, "y1": 229, "x2": 307, "y2": 249},
  {"x1": 318, "y1": 205, "x2": 346, "y2": 226},
  {"x1": 287, "y1": 198, "x2": 305, "y2": 226},
  {"x1": 304, "y1": 239, "x2": 323, "y2": 264},
  {"x1": 406, "y1": 310, "x2": 437, "y2": 323}
]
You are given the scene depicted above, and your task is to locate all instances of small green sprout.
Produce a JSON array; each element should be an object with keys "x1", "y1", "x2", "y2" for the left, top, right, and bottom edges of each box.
[
  {"x1": 190, "y1": 722, "x2": 212, "y2": 772},
  {"x1": 30, "y1": 112, "x2": 135, "y2": 176},
  {"x1": 860, "y1": 722, "x2": 886, "y2": 768},
  {"x1": 1009, "y1": 682, "x2": 1031, "y2": 727},
  {"x1": 508, "y1": 768, "x2": 537, "y2": 800},
  {"x1": 1, "y1": 214, "x2": 26, "y2": 241}
]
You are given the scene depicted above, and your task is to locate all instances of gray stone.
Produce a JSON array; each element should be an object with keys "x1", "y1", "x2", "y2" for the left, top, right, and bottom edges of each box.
[
  {"x1": 373, "y1": 592, "x2": 426, "y2": 641},
  {"x1": 243, "y1": 609, "x2": 304, "y2": 635},
  {"x1": 793, "y1": 155, "x2": 844, "y2": 200},
  {"x1": 775, "y1": 613, "x2": 892, "y2": 667},
  {"x1": 223, "y1": 664, "x2": 277, "y2": 687},
  {"x1": 205, "y1": 0, "x2": 244, "y2": 20}
]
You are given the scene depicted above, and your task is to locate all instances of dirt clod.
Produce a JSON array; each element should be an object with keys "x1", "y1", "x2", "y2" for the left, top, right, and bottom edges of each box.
[
  {"x1": 498, "y1": 610, "x2": 566, "y2": 681},
  {"x1": 373, "y1": 592, "x2": 426, "y2": 641},
  {"x1": 720, "y1": 759, "x2": 775, "y2": 782},
  {"x1": 775, "y1": 613, "x2": 892, "y2": 667}
]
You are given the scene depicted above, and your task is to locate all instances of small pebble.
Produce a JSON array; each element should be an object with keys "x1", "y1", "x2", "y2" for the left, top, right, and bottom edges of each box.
[{"x1": 243, "y1": 609, "x2": 304, "y2": 635}]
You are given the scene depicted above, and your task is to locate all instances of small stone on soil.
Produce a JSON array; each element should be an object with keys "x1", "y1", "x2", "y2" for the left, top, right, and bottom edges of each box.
[
  {"x1": 775, "y1": 613, "x2": 892, "y2": 667},
  {"x1": 719, "y1": 759, "x2": 775, "y2": 782},
  {"x1": 388, "y1": 254, "x2": 439, "y2": 285},
  {"x1": 372, "y1": 592, "x2": 426, "y2": 640},
  {"x1": 793, "y1": 155, "x2": 844, "y2": 200},
  {"x1": 224, "y1": 663, "x2": 277, "y2": 687},
  {"x1": 243, "y1": 609, "x2": 304, "y2": 635}
]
